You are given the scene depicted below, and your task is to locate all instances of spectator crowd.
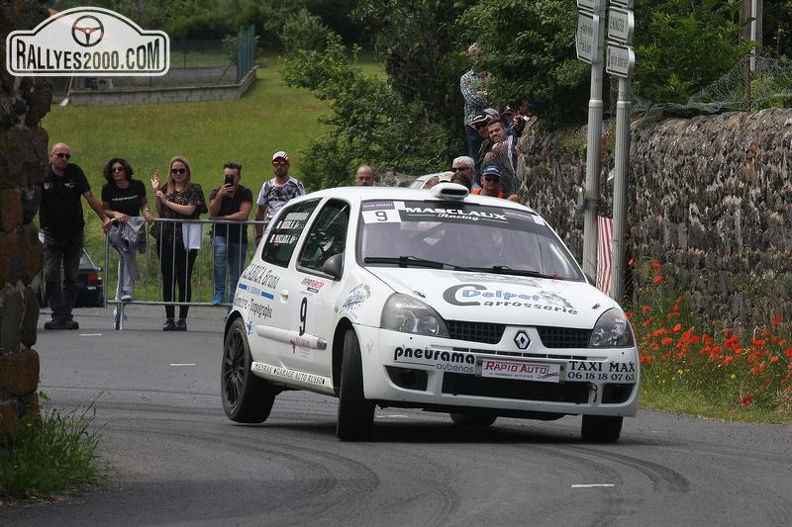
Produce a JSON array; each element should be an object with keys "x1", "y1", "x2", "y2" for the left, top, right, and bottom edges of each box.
[{"x1": 38, "y1": 42, "x2": 530, "y2": 331}]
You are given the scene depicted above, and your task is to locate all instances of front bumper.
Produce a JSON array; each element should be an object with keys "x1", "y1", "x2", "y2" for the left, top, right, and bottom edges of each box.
[{"x1": 355, "y1": 325, "x2": 640, "y2": 417}]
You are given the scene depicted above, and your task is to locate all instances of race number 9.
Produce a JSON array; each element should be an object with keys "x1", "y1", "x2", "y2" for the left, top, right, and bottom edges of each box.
[{"x1": 299, "y1": 297, "x2": 308, "y2": 335}]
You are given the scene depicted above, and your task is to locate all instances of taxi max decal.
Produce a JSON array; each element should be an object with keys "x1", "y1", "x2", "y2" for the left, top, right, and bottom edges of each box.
[{"x1": 443, "y1": 283, "x2": 577, "y2": 314}]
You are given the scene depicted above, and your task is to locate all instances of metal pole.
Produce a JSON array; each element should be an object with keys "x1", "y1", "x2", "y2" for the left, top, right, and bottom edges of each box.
[
  {"x1": 582, "y1": 0, "x2": 606, "y2": 279},
  {"x1": 610, "y1": 76, "x2": 631, "y2": 301}
]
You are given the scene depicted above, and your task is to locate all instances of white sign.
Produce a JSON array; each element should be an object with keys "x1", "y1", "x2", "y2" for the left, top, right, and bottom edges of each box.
[
  {"x1": 606, "y1": 43, "x2": 635, "y2": 78},
  {"x1": 480, "y1": 360, "x2": 560, "y2": 383},
  {"x1": 609, "y1": 0, "x2": 634, "y2": 7},
  {"x1": 577, "y1": 0, "x2": 596, "y2": 11},
  {"x1": 576, "y1": 12, "x2": 599, "y2": 63},
  {"x1": 6, "y1": 6, "x2": 170, "y2": 76},
  {"x1": 608, "y1": 7, "x2": 634, "y2": 44}
]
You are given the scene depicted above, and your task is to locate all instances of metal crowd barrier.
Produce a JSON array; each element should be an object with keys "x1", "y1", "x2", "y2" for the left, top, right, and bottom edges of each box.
[{"x1": 103, "y1": 217, "x2": 267, "y2": 330}]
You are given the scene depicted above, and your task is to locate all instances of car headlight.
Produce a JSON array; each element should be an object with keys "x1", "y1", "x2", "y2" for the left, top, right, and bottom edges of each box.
[
  {"x1": 381, "y1": 293, "x2": 449, "y2": 337},
  {"x1": 589, "y1": 307, "x2": 634, "y2": 347}
]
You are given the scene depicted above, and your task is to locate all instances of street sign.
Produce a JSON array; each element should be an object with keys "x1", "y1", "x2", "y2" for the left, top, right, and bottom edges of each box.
[
  {"x1": 606, "y1": 43, "x2": 635, "y2": 77},
  {"x1": 576, "y1": 12, "x2": 599, "y2": 63},
  {"x1": 609, "y1": 0, "x2": 633, "y2": 7},
  {"x1": 577, "y1": 0, "x2": 596, "y2": 11},
  {"x1": 608, "y1": 7, "x2": 634, "y2": 44}
]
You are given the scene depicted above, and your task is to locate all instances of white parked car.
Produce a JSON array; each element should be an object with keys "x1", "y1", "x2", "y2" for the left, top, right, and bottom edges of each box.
[
  {"x1": 408, "y1": 172, "x2": 453, "y2": 189},
  {"x1": 222, "y1": 184, "x2": 639, "y2": 442}
]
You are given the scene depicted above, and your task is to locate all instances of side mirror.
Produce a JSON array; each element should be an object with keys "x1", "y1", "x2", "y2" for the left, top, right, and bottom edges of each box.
[{"x1": 322, "y1": 253, "x2": 343, "y2": 280}]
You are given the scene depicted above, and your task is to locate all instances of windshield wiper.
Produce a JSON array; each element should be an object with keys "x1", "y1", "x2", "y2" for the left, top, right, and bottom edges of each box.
[
  {"x1": 468, "y1": 265, "x2": 560, "y2": 279},
  {"x1": 364, "y1": 255, "x2": 459, "y2": 270}
]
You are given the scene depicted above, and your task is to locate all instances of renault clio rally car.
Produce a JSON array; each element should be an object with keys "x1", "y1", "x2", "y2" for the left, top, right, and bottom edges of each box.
[{"x1": 221, "y1": 184, "x2": 639, "y2": 442}]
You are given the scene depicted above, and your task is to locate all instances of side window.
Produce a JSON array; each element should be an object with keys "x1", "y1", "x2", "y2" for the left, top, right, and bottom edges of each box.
[
  {"x1": 298, "y1": 199, "x2": 350, "y2": 273},
  {"x1": 261, "y1": 200, "x2": 319, "y2": 268}
]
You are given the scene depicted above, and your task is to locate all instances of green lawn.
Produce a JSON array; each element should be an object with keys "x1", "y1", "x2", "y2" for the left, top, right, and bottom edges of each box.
[{"x1": 42, "y1": 59, "x2": 330, "y2": 255}]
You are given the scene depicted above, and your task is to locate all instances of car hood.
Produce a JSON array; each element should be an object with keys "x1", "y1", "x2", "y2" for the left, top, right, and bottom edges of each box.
[{"x1": 368, "y1": 267, "x2": 618, "y2": 328}]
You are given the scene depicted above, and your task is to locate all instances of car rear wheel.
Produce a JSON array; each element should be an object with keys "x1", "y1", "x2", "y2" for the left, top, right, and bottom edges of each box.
[
  {"x1": 450, "y1": 410, "x2": 498, "y2": 427},
  {"x1": 336, "y1": 329, "x2": 375, "y2": 441},
  {"x1": 581, "y1": 415, "x2": 623, "y2": 443},
  {"x1": 221, "y1": 318, "x2": 277, "y2": 423}
]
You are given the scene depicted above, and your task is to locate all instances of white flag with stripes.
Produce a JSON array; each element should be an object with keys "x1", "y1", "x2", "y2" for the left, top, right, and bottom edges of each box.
[{"x1": 596, "y1": 216, "x2": 613, "y2": 296}]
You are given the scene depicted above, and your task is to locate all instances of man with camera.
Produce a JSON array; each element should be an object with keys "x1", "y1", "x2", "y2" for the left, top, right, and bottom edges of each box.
[{"x1": 208, "y1": 161, "x2": 253, "y2": 307}]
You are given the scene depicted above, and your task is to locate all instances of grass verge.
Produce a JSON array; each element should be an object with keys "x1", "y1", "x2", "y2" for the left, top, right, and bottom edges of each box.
[{"x1": 0, "y1": 395, "x2": 106, "y2": 501}]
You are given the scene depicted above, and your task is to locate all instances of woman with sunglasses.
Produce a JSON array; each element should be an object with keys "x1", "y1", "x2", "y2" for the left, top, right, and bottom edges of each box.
[
  {"x1": 150, "y1": 156, "x2": 207, "y2": 331},
  {"x1": 101, "y1": 158, "x2": 155, "y2": 315}
]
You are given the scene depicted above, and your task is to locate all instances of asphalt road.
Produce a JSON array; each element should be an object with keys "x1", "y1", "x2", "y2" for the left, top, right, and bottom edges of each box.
[{"x1": 1, "y1": 305, "x2": 790, "y2": 526}]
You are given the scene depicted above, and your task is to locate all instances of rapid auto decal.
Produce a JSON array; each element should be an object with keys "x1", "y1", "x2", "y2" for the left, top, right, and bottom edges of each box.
[
  {"x1": 443, "y1": 284, "x2": 577, "y2": 314},
  {"x1": 394, "y1": 346, "x2": 475, "y2": 374}
]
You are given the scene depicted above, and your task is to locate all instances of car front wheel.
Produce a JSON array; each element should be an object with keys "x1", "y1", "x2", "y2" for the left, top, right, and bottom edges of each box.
[
  {"x1": 336, "y1": 329, "x2": 375, "y2": 441},
  {"x1": 581, "y1": 415, "x2": 623, "y2": 443},
  {"x1": 221, "y1": 318, "x2": 277, "y2": 423}
]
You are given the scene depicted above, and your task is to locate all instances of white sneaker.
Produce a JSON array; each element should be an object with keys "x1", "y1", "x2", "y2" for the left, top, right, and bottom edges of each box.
[{"x1": 121, "y1": 292, "x2": 133, "y2": 302}]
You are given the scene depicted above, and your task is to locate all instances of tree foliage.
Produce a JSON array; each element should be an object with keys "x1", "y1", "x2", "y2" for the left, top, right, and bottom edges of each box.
[
  {"x1": 281, "y1": 19, "x2": 457, "y2": 190},
  {"x1": 632, "y1": 0, "x2": 753, "y2": 104}
]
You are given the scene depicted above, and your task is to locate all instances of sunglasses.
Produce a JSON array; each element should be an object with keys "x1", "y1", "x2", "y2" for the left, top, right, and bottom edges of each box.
[
  {"x1": 171, "y1": 168, "x2": 187, "y2": 174},
  {"x1": 272, "y1": 161, "x2": 288, "y2": 167},
  {"x1": 111, "y1": 166, "x2": 125, "y2": 172},
  {"x1": 53, "y1": 152, "x2": 71, "y2": 159},
  {"x1": 483, "y1": 175, "x2": 501, "y2": 182}
]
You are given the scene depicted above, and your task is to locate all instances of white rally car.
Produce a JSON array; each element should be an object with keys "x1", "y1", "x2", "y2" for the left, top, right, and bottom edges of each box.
[{"x1": 222, "y1": 184, "x2": 639, "y2": 442}]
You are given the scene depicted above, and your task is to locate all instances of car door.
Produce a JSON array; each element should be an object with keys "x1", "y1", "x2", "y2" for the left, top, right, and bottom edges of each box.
[
  {"x1": 246, "y1": 199, "x2": 320, "y2": 372},
  {"x1": 276, "y1": 198, "x2": 352, "y2": 382}
]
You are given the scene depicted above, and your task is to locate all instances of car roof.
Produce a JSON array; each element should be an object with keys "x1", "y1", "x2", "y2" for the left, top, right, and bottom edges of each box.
[{"x1": 287, "y1": 185, "x2": 538, "y2": 215}]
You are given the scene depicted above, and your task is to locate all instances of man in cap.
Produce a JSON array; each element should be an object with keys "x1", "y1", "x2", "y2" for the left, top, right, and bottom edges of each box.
[
  {"x1": 254, "y1": 150, "x2": 306, "y2": 243},
  {"x1": 471, "y1": 164, "x2": 518, "y2": 201}
]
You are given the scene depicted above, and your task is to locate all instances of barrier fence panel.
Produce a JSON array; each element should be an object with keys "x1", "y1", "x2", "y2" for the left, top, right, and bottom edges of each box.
[{"x1": 104, "y1": 217, "x2": 267, "y2": 330}]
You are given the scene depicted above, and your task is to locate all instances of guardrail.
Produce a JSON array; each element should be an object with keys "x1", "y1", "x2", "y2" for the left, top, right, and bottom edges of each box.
[{"x1": 104, "y1": 217, "x2": 267, "y2": 330}]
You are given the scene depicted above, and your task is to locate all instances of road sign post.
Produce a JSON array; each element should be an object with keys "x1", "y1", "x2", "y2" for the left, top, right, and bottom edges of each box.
[
  {"x1": 577, "y1": 0, "x2": 606, "y2": 280},
  {"x1": 606, "y1": 0, "x2": 634, "y2": 302}
]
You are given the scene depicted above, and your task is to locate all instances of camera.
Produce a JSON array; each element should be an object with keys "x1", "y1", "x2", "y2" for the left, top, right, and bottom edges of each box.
[{"x1": 224, "y1": 176, "x2": 234, "y2": 186}]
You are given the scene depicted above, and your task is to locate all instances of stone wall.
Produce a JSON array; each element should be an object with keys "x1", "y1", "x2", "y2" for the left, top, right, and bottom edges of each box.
[
  {"x1": 0, "y1": 0, "x2": 50, "y2": 440},
  {"x1": 518, "y1": 108, "x2": 792, "y2": 330}
]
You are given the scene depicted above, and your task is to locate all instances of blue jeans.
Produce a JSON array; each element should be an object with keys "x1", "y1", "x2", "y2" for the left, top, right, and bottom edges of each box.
[
  {"x1": 43, "y1": 230, "x2": 83, "y2": 321},
  {"x1": 212, "y1": 236, "x2": 247, "y2": 302}
]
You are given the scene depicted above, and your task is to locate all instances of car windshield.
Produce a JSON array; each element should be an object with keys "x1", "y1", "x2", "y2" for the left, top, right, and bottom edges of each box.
[{"x1": 358, "y1": 199, "x2": 585, "y2": 280}]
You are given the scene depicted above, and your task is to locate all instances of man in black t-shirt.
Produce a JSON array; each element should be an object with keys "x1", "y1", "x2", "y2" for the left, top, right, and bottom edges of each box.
[
  {"x1": 208, "y1": 161, "x2": 253, "y2": 306},
  {"x1": 39, "y1": 143, "x2": 112, "y2": 330}
]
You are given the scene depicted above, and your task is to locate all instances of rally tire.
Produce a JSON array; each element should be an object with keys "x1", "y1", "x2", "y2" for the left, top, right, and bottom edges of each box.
[
  {"x1": 581, "y1": 415, "x2": 623, "y2": 443},
  {"x1": 222, "y1": 318, "x2": 277, "y2": 423},
  {"x1": 336, "y1": 329, "x2": 375, "y2": 441}
]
